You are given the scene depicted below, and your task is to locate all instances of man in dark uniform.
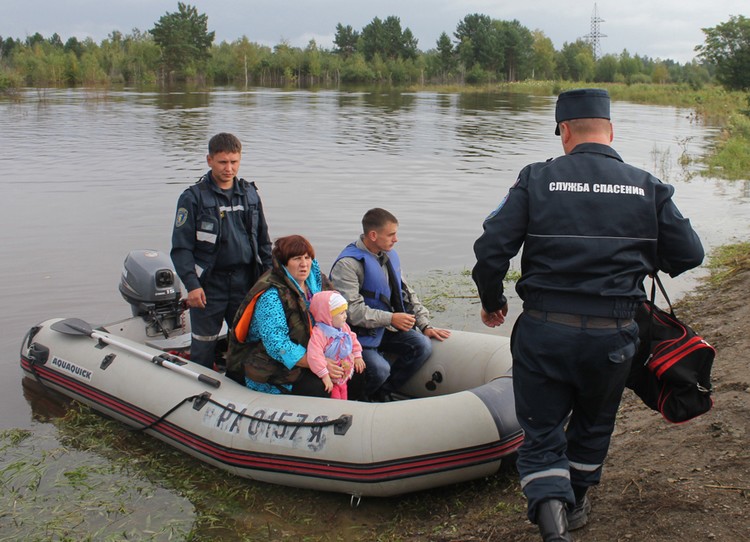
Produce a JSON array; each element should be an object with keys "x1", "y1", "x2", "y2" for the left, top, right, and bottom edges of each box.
[
  {"x1": 171, "y1": 133, "x2": 272, "y2": 368},
  {"x1": 472, "y1": 89, "x2": 704, "y2": 541}
]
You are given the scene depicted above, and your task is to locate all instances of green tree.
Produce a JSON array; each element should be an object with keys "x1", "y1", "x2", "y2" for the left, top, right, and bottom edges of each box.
[
  {"x1": 454, "y1": 13, "x2": 499, "y2": 74},
  {"x1": 64, "y1": 36, "x2": 83, "y2": 58},
  {"x1": 557, "y1": 40, "x2": 594, "y2": 80},
  {"x1": 531, "y1": 30, "x2": 556, "y2": 80},
  {"x1": 495, "y1": 19, "x2": 533, "y2": 81},
  {"x1": 122, "y1": 29, "x2": 160, "y2": 84},
  {"x1": 25, "y1": 32, "x2": 45, "y2": 48},
  {"x1": 381, "y1": 16, "x2": 404, "y2": 59},
  {"x1": 64, "y1": 51, "x2": 81, "y2": 84},
  {"x1": 357, "y1": 16, "x2": 419, "y2": 62},
  {"x1": 651, "y1": 62, "x2": 669, "y2": 84},
  {"x1": 618, "y1": 49, "x2": 641, "y2": 84},
  {"x1": 333, "y1": 23, "x2": 359, "y2": 58},
  {"x1": 48, "y1": 33, "x2": 63, "y2": 48},
  {"x1": 150, "y1": 2, "x2": 215, "y2": 80},
  {"x1": 360, "y1": 17, "x2": 384, "y2": 61},
  {"x1": 303, "y1": 39, "x2": 322, "y2": 82},
  {"x1": 435, "y1": 32, "x2": 456, "y2": 80},
  {"x1": 1, "y1": 36, "x2": 19, "y2": 61},
  {"x1": 696, "y1": 15, "x2": 750, "y2": 91},
  {"x1": 340, "y1": 52, "x2": 375, "y2": 82},
  {"x1": 207, "y1": 41, "x2": 235, "y2": 82},
  {"x1": 400, "y1": 27, "x2": 419, "y2": 60},
  {"x1": 573, "y1": 51, "x2": 595, "y2": 81},
  {"x1": 100, "y1": 31, "x2": 126, "y2": 82},
  {"x1": 272, "y1": 40, "x2": 302, "y2": 84},
  {"x1": 682, "y1": 60, "x2": 711, "y2": 90},
  {"x1": 378, "y1": 16, "x2": 418, "y2": 60},
  {"x1": 594, "y1": 54, "x2": 618, "y2": 82}
]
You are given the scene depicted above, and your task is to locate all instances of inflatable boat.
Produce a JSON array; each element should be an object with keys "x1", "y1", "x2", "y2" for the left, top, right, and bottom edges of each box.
[{"x1": 19, "y1": 250, "x2": 522, "y2": 498}]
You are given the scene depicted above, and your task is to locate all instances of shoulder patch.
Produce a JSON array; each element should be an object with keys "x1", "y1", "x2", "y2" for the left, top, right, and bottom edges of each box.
[
  {"x1": 485, "y1": 177, "x2": 520, "y2": 221},
  {"x1": 175, "y1": 207, "x2": 188, "y2": 228}
]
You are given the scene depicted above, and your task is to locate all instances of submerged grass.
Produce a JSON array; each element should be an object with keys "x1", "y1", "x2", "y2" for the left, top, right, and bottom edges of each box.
[
  {"x1": 705, "y1": 112, "x2": 750, "y2": 180},
  {"x1": 704, "y1": 241, "x2": 750, "y2": 286},
  {"x1": 0, "y1": 423, "x2": 194, "y2": 541},
  {"x1": 412, "y1": 268, "x2": 519, "y2": 315},
  {"x1": 1, "y1": 403, "x2": 525, "y2": 541}
]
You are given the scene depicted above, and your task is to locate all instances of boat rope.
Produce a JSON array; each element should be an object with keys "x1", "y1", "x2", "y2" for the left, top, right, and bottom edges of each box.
[
  {"x1": 130, "y1": 392, "x2": 352, "y2": 433},
  {"x1": 129, "y1": 395, "x2": 199, "y2": 432}
]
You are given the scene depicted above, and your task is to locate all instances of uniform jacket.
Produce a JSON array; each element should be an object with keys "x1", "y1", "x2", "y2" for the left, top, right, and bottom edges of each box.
[
  {"x1": 170, "y1": 173, "x2": 272, "y2": 293},
  {"x1": 473, "y1": 143, "x2": 704, "y2": 318}
]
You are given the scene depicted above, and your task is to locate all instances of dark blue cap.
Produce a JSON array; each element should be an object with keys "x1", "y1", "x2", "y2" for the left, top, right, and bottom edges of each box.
[{"x1": 554, "y1": 88, "x2": 610, "y2": 135}]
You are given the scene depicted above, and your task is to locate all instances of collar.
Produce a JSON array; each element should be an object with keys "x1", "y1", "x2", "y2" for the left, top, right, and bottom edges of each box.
[
  {"x1": 568, "y1": 142, "x2": 623, "y2": 162},
  {"x1": 356, "y1": 236, "x2": 389, "y2": 265}
]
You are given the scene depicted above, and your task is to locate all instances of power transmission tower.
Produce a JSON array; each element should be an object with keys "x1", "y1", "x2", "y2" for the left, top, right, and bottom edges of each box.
[{"x1": 584, "y1": 3, "x2": 606, "y2": 60}]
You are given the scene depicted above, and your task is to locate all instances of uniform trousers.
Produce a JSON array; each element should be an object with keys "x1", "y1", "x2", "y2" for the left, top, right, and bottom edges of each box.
[
  {"x1": 511, "y1": 310, "x2": 638, "y2": 521},
  {"x1": 190, "y1": 267, "x2": 255, "y2": 368},
  {"x1": 361, "y1": 329, "x2": 432, "y2": 396}
]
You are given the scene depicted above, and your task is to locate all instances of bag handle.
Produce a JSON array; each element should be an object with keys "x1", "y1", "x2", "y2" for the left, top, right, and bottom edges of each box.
[
  {"x1": 644, "y1": 273, "x2": 676, "y2": 353},
  {"x1": 650, "y1": 273, "x2": 675, "y2": 315}
]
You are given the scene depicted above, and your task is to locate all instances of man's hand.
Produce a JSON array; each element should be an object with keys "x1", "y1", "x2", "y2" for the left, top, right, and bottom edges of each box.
[
  {"x1": 391, "y1": 312, "x2": 416, "y2": 331},
  {"x1": 481, "y1": 304, "x2": 508, "y2": 328},
  {"x1": 424, "y1": 327, "x2": 452, "y2": 341},
  {"x1": 187, "y1": 287, "x2": 207, "y2": 309}
]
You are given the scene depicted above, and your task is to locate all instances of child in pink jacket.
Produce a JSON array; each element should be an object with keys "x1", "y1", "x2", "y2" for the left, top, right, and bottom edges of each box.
[{"x1": 307, "y1": 291, "x2": 365, "y2": 399}]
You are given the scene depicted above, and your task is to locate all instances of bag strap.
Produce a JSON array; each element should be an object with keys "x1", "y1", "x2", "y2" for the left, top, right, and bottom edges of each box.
[
  {"x1": 652, "y1": 273, "x2": 675, "y2": 315},
  {"x1": 644, "y1": 272, "x2": 676, "y2": 348}
]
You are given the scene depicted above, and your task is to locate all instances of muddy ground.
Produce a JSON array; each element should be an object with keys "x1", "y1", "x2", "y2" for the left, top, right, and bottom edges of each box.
[{"x1": 412, "y1": 267, "x2": 750, "y2": 541}]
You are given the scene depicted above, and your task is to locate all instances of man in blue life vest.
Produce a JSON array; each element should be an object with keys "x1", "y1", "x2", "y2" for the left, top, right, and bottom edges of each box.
[
  {"x1": 171, "y1": 133, "x2": 272, "y2": 369},
  {"x1": 472, "y1": 89, "x2": 704, "y2": 541},
  {"x1": 330, "y1": 208, "x2": 451, "y2": 400}
]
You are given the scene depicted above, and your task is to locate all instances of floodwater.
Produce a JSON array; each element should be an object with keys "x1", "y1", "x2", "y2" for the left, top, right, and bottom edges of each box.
[{"x1": 1, "y1": 86, "x2": 749, "y2": 538}]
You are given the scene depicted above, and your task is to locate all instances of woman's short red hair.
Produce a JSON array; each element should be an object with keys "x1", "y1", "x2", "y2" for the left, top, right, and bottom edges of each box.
[{"x1": 272, "y1": 235, "x2": 315, "y2": 265}]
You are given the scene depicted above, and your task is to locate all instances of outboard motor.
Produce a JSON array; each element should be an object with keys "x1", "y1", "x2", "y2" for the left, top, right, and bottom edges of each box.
[{"x1": 119, "y1": 250, "x2": 184, "y2": 338}]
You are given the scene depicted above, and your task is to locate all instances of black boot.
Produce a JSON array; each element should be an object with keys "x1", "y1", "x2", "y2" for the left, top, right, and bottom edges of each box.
[
  {"x1": 567, "y1": 486, "x2": 591, "y2": 531},
  {"x1": 536, "y1": 499, "x2": 573, "y2": 542}
]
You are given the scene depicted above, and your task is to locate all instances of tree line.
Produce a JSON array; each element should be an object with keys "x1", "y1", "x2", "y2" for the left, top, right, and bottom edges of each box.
[{"x1": 1, "y1": 3, "x2": 748, "y2": 92}]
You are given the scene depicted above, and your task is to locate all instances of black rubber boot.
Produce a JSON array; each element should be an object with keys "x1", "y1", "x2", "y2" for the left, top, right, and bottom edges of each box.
[
  {"x1": 567, "y1": 486, "x2": 591, "y2": 531},
  {"x1": 536, "y1": 499, "x2": 573, "y2": 542}
]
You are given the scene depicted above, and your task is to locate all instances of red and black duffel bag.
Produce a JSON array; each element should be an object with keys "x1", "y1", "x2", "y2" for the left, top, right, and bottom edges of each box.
[{"x1": 627, "y1": 274, "x2": 715, "y2": 423}]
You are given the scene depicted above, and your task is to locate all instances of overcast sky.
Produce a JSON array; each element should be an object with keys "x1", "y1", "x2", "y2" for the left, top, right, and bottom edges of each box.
[{"x1": 2, "y1": 1, "x2": 746, "y2": 63}]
